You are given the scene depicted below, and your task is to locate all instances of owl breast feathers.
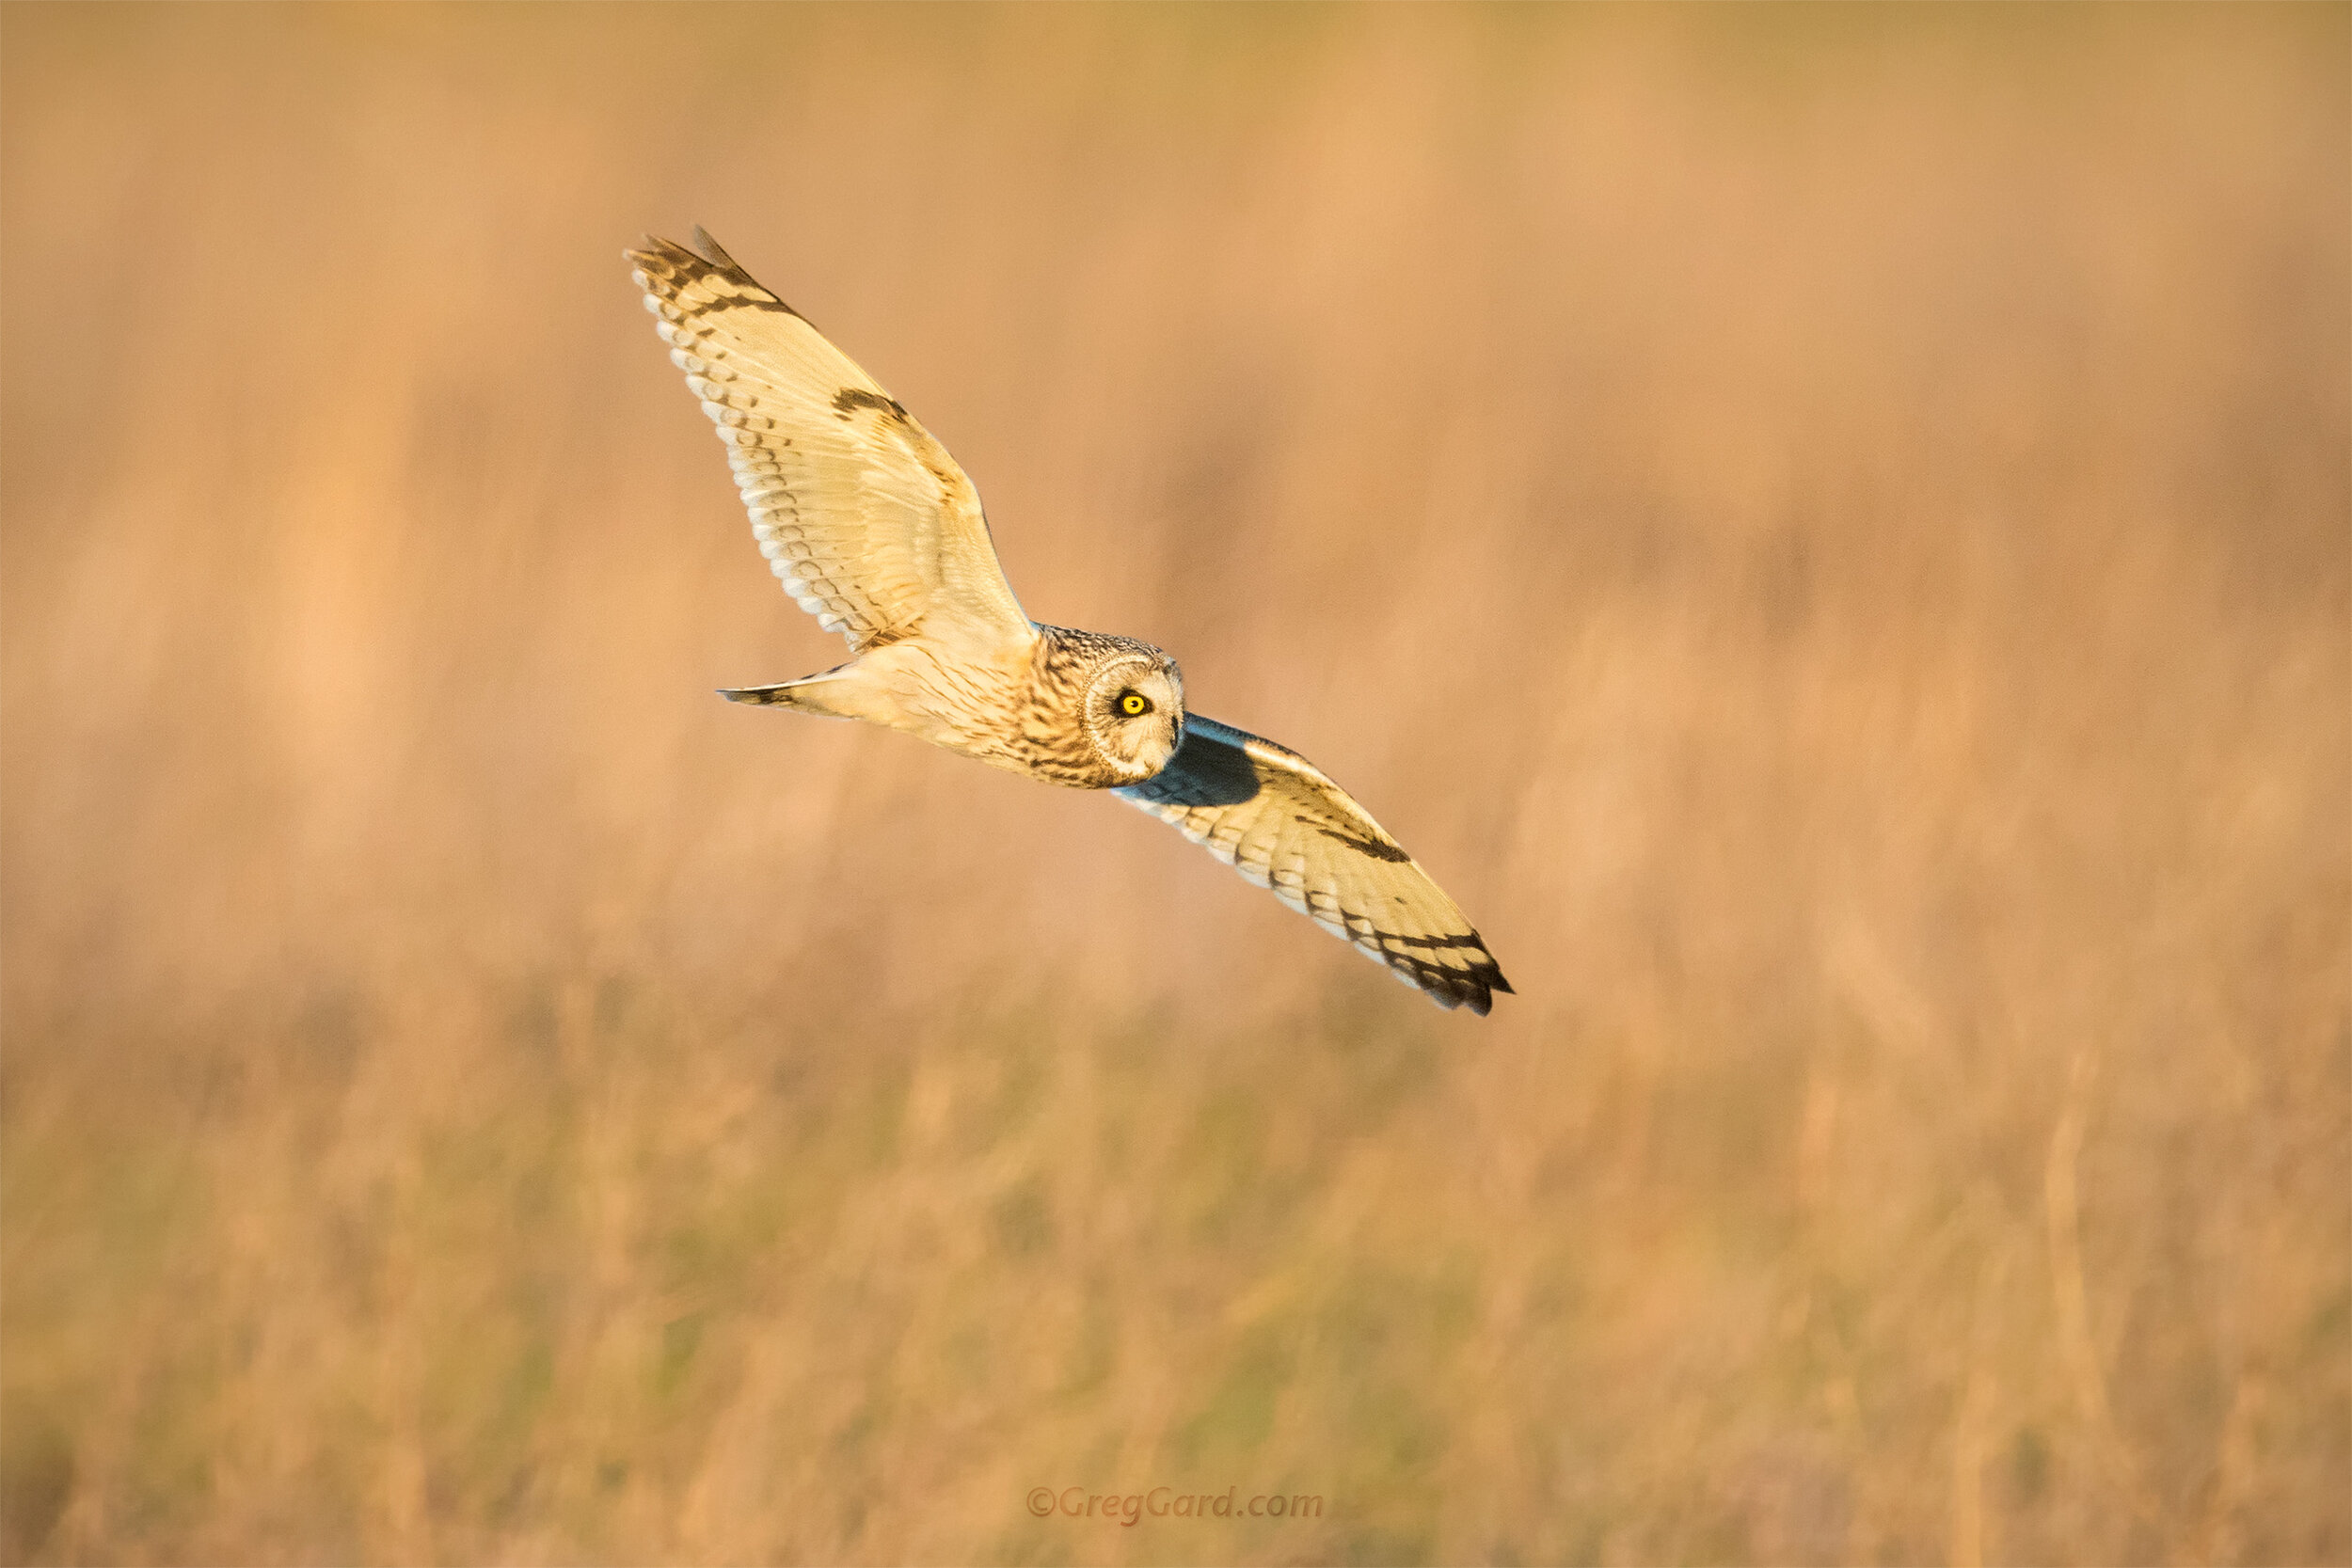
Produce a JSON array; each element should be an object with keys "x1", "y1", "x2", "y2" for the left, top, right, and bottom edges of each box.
[{"x1": 629, "y1": 229, "x2": 1511, "y2": 1014}]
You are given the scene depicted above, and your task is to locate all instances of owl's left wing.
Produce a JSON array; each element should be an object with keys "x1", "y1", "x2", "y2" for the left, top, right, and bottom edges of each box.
[
  {"x1": 627, "y1": 230, "x2": 1032, "y2": 655},
  {"x1": 1117, "y1": 717, "x2": 1512, "y2": 1014}
]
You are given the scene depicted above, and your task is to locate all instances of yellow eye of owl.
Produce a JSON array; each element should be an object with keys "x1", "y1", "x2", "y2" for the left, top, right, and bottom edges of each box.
[{"x1": 1119, "y1": 691, "x2": 1150, "y2": 717}]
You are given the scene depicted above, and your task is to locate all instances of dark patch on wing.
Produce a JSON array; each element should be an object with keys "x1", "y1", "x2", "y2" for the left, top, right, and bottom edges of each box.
[
  {"x1": 1122, "y1": 723, "x2": 1261, "y2": 807},
  {"x1": 832, "y1": 388, "x2": 911, "y2": 422},
  {"x1": 1313, "y1": 825, "x2": 1412, "y2": 863},
  {"x1": 1377, "y1": 930, "x2": 1496, "y2": 952},
  {"x1": 719, "y1": 293, "x2": 799, "y2": 317}
]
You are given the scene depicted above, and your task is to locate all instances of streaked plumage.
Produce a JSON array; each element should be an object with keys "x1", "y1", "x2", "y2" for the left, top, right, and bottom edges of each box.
[{"x1": 628, "y1": 229, "x2": 1511, "y2": 1013}]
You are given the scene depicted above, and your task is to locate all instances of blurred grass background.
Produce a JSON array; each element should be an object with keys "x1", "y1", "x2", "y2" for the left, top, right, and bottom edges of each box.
[{"x1": 3, "y1": 5, "x2": 2346, "y2": 1563}]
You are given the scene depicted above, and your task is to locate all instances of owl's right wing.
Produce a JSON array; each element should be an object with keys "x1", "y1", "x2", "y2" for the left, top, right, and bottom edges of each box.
[
  {"x1": 1117, "y1": 717, "x2": 1511, "y2": 1014},
  {"x1": 627, "y1": 230, "x2": 1033, "y2": 655}
]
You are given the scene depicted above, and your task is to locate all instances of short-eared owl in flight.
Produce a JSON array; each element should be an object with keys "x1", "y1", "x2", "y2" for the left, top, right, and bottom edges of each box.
[{"x1": 628, "y1": 230, "x2": 1511, "y2": 1013}]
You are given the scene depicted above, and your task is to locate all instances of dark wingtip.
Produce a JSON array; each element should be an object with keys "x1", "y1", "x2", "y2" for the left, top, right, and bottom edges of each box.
[
  {"x1": 1448, "y1": 964, "x2": 1509, "y2": 1017},
  {"x1": 668, "y1": 226, "x2": 803, "y2": 320},
  {"x1": 690, "y1": 225, "x2": 736, "y2": 269}
]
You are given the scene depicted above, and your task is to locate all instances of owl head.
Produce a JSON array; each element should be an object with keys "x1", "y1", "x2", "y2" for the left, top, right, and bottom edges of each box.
[{"x1": 1085, "y1": 649, "x2": 1185, "y2": 783}]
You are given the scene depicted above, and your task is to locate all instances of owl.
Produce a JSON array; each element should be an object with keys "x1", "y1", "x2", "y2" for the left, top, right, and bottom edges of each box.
[{"x1": 628, "y1": 230, "x2": 1511, "y2": 1014}]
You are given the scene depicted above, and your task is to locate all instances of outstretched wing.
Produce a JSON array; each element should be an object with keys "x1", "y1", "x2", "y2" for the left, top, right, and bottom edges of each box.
[
  {"x1": 1117, "y1": 717, "x2": 1512, "y2": 1014},
  {"x1": 627, "y1": 229, "x2": 1032, "y2": 654}
]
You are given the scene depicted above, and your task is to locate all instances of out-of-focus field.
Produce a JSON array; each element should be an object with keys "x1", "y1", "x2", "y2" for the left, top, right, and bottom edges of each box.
[{"x1": 3, "y1": 6, "x2": 2345, "y2": 1564}]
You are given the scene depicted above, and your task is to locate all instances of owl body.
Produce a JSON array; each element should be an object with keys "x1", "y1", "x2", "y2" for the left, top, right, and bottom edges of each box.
[{"x1": 725, "y1": 623, "x2": 1184, "y2": 790}]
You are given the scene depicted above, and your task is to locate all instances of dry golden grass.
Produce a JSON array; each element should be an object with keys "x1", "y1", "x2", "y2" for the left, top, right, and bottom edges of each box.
[{"x1": 3, "y1": 6, "x2": 2346, "y2": 1563}]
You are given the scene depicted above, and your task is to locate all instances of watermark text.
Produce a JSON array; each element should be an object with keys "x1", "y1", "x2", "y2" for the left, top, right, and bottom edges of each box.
[{"x1": 1026, "y1": 1486, "x2": 1323, "y2": 1525}]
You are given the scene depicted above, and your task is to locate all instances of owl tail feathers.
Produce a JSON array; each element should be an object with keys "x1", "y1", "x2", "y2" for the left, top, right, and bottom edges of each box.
[{"x1": 717, "y1": 662, "x2": 865, "y2": 721}]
